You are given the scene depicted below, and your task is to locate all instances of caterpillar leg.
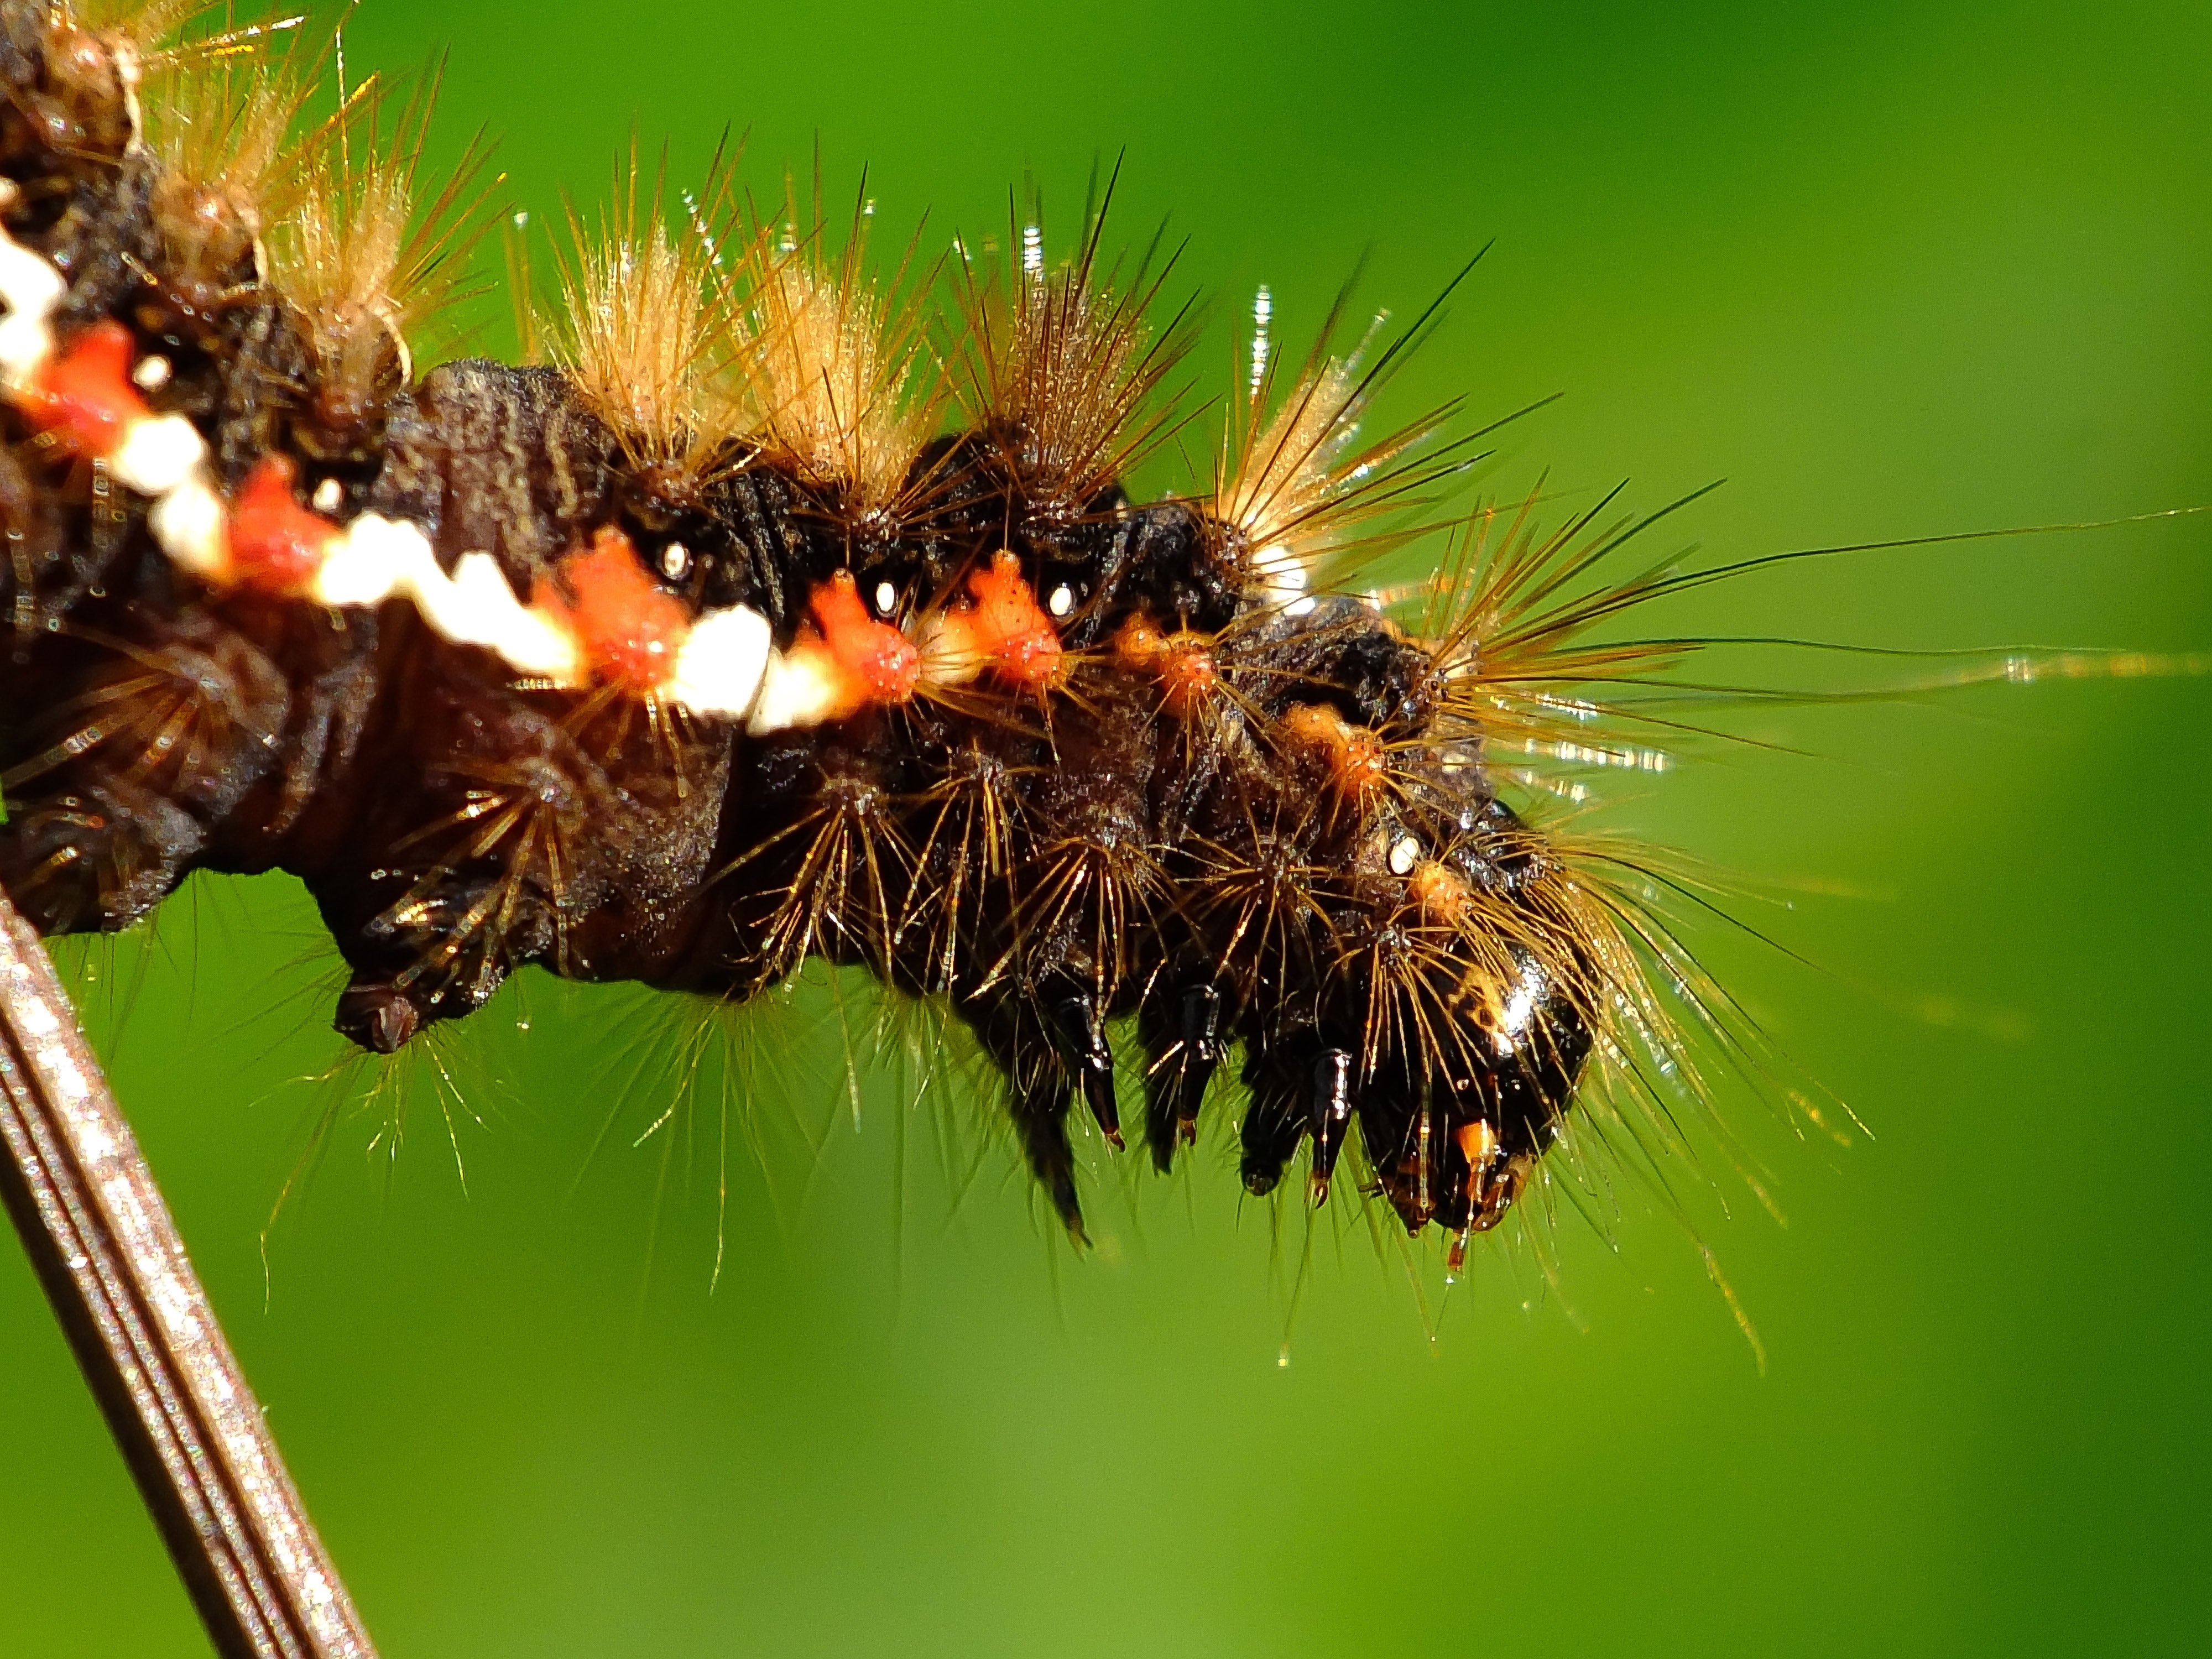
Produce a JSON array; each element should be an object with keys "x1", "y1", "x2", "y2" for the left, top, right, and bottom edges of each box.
[
  {"x1": 304, "y1": 688, "x2": 595, "y2": 1050},
  {"x1": 1138, "y1": 977, "x2": 1223, "y2": 1171},
  {"x1": 0, "y1": 607, "x2": 289, "y2": 929},
  {"x1": 1046, "y1": 981, "x2": 1122, "y2": 1150},
  {"x1": 960, "y1": 975, "x2": 1141, "y2": 1242},
  {"x1": 1237, "y1": 1024, "x2": 1337, "y2": 1200},
  {"x1": 311, "y1": 672, "x2": 731, "y2": 1052}
]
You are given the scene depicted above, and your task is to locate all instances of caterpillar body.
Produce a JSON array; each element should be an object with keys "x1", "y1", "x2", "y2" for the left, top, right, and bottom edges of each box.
[{"x1": 0, "y1": 1, "x2": 2084, "y2": 1268}]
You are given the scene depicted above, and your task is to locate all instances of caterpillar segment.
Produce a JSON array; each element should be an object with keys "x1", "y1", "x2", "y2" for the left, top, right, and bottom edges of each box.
[{"x1": 0, "y1": 0, "x2": 1671, "y2": 1253}]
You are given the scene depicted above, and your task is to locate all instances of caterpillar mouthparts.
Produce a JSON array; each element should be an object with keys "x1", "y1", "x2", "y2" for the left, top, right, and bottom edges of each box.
[{"x1": 0, "y1": 1, "x2": 2025, "y2": 1262}]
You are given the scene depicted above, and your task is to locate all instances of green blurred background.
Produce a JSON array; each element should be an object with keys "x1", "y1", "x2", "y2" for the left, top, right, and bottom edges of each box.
[{"x1": 6, "y1": 0, "x2": 2212, "y2": 1652}]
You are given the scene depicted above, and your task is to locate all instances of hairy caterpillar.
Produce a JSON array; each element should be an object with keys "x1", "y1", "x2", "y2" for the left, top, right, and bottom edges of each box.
[{"x1": 0, "y1": 0, "x2": 2190, "y2": 1305}]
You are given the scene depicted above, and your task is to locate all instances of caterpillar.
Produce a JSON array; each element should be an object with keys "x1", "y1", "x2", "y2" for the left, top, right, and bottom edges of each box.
[{"x1": 0, "y1": 0, "x2": 2172, "y2": 1279}]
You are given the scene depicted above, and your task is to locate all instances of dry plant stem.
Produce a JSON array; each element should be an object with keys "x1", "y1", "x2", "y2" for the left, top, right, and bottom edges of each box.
[{"x1": 0, "y1": 883, "x2": 376, "y2": 1659}]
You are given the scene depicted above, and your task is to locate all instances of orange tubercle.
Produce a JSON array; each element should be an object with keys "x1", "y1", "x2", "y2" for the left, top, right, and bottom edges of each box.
[
  {"x1": 226, "y1": 454, "x2": 341, "y2": 594},
  {"x1": 1280, "y1": 703, "x2": 1389, "y2": 802},
  {"x1": 1115, "y1": 615, "x2": 1166, "y2": 666},
  {"x1": 811, "y1": 570, "x2": 921, "y2": 705},
  {"x1": 964, "y1": 551, "x2": 1064, "y2": 690},
  {"x1": 1409, "y1": 860, "x2": 1473, "y2": 927},
  {"x1": 538, "y1": 526, "x2": 691, "y2": 695},
  {"x1": 26, "y1": 320, "x2": 148, "y2": 458},
  {"x1": 1117, "y1": 615, "x2": 1218, "y2": 718},
  {"x1": 1158, "y1": 645, "x2": 1218, "y2": 718}
]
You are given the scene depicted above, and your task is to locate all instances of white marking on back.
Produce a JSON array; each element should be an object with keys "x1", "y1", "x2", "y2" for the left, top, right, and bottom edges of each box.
[
  {"x1": 307, "y1": 513, "x2": 416, "y2": 607},
  {"x1": 0, "y1": 213, "x2": 65, "y2": 390},
  {"x1": 310, "y1": 516, "x2": 583, "y2": 682},
  {"x1": 747, "y1": 648, "x2": 844, "y2": 734},
  {"x1": 148, "y1": 474, "x2": 229, "y2": 580},
  {"x1": 670, "y1": 604, "x2": 772, "y2": 719},
  {"x1": 109, "y1": 414, "x2": 205, "y2": 496},
  {"x1": 0, "y1": 214, "x2": 890, "y2": 732}
]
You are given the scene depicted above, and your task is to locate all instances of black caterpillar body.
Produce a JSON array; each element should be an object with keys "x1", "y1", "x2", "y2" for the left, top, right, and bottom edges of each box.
[{"x1": 0, "y1": 2, "x2": 1668, "y2": 1254}]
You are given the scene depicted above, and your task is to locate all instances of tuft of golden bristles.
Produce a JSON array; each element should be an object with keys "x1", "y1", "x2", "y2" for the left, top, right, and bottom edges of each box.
[
  {"x1": 733, "y1": 190, "x2": 943, "y2": 517},
  {"x1": 267, "y1": 68, "x2": 498, "y2": 429},
  {"x1": 548, "y1": 147, "x2": 738, "y2": 484},
  {"x1": 1217, "y1": 269, "x2": 1477, "y2": 585},
  {"x1": 140, "y1": 15, "x2": 324, "y2": 300},
  {"x1": 954, "y1": 169, "x2": 1197, "y2": 520}
]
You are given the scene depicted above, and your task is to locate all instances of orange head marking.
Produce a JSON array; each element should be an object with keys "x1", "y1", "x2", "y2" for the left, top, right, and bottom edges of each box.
[
  {"x1": 28, "y1": 321, "x2": 148, "y2": 458},
  {"x1": 539, "y1": 526, "x2": 691, "y2": 695},
  {"x1": 964, "y1": 551, "x2": 1065, "y2": 690},
  {"x1": 811, "y1": 569, "x2": 921, "y2": 705},
  {"x1": 227, "y1": 453, "x2": 341, "y2": 594},
  {"x1": 1115, "y1": 615, "x2": 1166, "y2": 667}
]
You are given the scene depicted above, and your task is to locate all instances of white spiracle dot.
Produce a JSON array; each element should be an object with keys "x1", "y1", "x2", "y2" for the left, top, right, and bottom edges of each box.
[
  {"x1": 310, "y1": 476, "x2": 343, "y2": 514},
  {"x1": 873, "y1": 579, "x2": 899, "y2": 617},
  {"x1": 660, "y1": 541, "x2": 692, "y2": 581},
  {"x1": 1387, "y1": 834, "x2": 1422, "y2": 877},
  {"x1": 1046, "y1": 583, "x2": 1075, "y2": 618},
  {"x1": 130, "y1": 354, "x2": 171, "y2": 392}
]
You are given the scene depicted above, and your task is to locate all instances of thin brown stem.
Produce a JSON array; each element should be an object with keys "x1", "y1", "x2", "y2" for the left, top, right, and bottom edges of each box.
[{"x1": 0, "y1": 884, "x2": 377, "y2": 1659}]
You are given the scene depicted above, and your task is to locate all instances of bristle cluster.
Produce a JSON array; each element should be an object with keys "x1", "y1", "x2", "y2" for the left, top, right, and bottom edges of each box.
[
  {"x1": 958, "y1": 188, "x2": 1194, "y2": 520},
  {"x1": 551, "y1": 155, "x2": 731, "y2": 482},
  {"x1": 140, "y1": 19, "x2": 312, "y2": 298},
  {"x1": 0, "y1": 0, "x2": 1788, "y2": 1261},
  {"x1": 272, "y1": 72, "x2": 495, "y2": 433},
  {"x1": 735, "y1": 202, "x2": 940, "y2": 515}
]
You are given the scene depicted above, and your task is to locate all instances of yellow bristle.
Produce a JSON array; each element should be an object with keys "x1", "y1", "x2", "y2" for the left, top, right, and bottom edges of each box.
[
  {"x1": 65, "y1": 0, "x2": 199, "y2": 34},
  {"x1": 1216, "y1": 277, "x2": 1470, "y2": 578},
  {"x1": 1422, "y1": 487, "x2": 1698, "y2": 769},
  {"x1": 268, "y1": 64, "x2": 497, "y2": 424},
  {"x1": 735, "y1": 197, "x2": 941, "y2": 518},
  {"x1": 63, "y1": 3, "x2": 285, "y2": 97},
  {"x1": 956, "y1": 168, "x2": 1195, "y2": 519},
  {"x1": 550, "y1": 148, "x2": 736, "y2": 487},
  {"x1": 1219, "y1": 356, "x2": 1366, "y2": 551}
]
